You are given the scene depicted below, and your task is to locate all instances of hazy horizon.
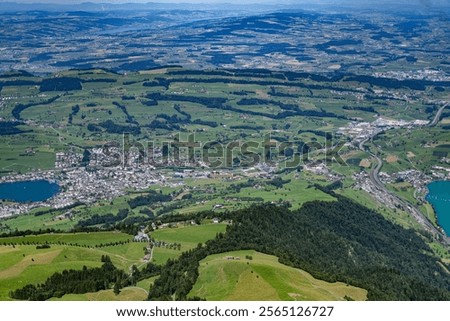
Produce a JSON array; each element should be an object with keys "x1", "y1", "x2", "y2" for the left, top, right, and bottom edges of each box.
[{"x1": 1, "y1": 0, "x2": 449, "y2": 5}]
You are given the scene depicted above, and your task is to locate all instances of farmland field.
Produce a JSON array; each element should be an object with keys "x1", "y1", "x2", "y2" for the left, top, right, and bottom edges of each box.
[{"x1": 0, "y1": 245, "x2": 104, "y2": 300}]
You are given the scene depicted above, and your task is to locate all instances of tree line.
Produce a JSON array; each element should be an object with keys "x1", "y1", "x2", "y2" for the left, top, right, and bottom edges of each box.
[
  {"x1": 76, "y1": 208, "x2": 130, "y2": 228},
  {"x1": 128, "y1": 191, "x2": 172, "y2": 209},
  {"x1": 146, "y1": 93, "x2": 342, "y2": 120},
  {"x1": 10, "y1": 255, "x2": 127, "y2": 300},
  {"x1": 0, "y1": 121, "x2": 31, "y2": 135},
  {"x1": 12, "y1": 95, "x2": 60, "y2": 120}
]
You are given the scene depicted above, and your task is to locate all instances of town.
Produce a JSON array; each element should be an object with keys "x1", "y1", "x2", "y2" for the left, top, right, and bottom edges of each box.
[{"x1": 1, "y1": 113, "x2": 449, "y2": 236}]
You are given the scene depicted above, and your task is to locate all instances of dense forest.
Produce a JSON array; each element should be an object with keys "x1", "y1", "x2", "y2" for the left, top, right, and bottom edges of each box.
[
  {"x1": 96, "y1": 120, "x2": 141, "y2": 135},
  {"x1": 128, "y1": 191, "x2": 172, "y2": 209},
  {"x1": 40, "y1": 77, "x2": 82, "y2": 92},
  {"x1": 148, "y1": 193, "x2": 450, "y2": 301},
  {"x1": 0, "y1": 121, "x2": 30, "y2": 135},
  {"x1": 76, "y1": 208, "x2": 130, "y2": 228}
]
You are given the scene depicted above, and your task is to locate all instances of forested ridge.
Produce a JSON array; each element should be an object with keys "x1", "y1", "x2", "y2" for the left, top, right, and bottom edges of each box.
[{"x1": 149, "y1": 194, "x2": 450, "y2": 301}]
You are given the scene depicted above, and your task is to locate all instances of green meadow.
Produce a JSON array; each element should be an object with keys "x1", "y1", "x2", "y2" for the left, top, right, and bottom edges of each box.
[
  {"x1": 0, "y1": 224, "x2": 228, "y2": 300},
  {"x1": 151, "y1": 223, "x2": 227, "y2": 263},
  {"x1": 189, "y1": 250, "x2": 367, "y2": 301},
  {"x1": 0, "y1": 230, "x2": 147, "y2": 300},
  {"x1": 0, "y1": 242, "x2": 150, "y2": 300},
  {"x1": 0, "y1": 231, "x2": 131, "y2": 246},
  {"x1": 49, "y1": 287, "x2": 148, "y2": 301}
]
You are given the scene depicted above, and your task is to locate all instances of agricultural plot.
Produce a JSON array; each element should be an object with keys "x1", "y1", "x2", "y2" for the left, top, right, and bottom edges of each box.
[{"x1": 0, "y1": 245, "x2": 102, "y2": 300}]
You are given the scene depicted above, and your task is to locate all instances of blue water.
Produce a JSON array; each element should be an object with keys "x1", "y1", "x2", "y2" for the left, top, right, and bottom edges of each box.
[
  {"x1": 426, "y1": 181, "x2": 450, "y2": 236},
  {"x1": 0, "y1": 180, "x2": 60, "y2": 203}
]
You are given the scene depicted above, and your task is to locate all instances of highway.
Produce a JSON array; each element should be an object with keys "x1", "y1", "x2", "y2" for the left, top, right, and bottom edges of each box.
[
  {"x1": 358, "y1": 136, "x2": 449, "y2": 244},
  {"x1": 428, "y1": 101, "x2": 449, "y2": 127}
]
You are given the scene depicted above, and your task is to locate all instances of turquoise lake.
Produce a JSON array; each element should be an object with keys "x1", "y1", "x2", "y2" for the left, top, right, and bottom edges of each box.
[
  {"x1": 426, "y1": 181, "x2": 450, "y2": 236},
  {"x1": 0, "y1": 180, "x2": 60, "y2": 203}
]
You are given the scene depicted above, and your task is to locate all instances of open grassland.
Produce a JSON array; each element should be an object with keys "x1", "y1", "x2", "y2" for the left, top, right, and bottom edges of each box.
[
  {"x1": 49, "y1": 287, "x2": 148, "y2": 301},
  {"x1": 151, "y1": 246, "x2": 182, "y2": 265},
  {"x1": 189, "y1": 250, "x2": 367, "y2": 301},
  {"x1": 0, "y1": 232, "x2": 153, "y2": 301},
  {"x1": 0, "y1": 131, "x2": 59, "y2": 174},
  {"x1": 136, "y1": 276, "x2": 158, "y2": 293},
  {"x1": 234, "y1": 174, "x2": 336, "y2": 210},
  {"x1": 0, "y1": 245, "x2": 102, "y2": 300},
  {"x1": 171, "y1": 172, "x2": 336, "y2": 215},
  {"x1": 151, "y1": 223, "x2": 227, "y2": 263},
  {"x1": 152, "y1": 224, "x2": 227, "y2": 247},
  {"x1": 0, "y1": 242, "x2": 148, "y2": 300},
  {"x1": 373, "y1": 127, "x2": 450, "y2": 173},
  {"x1": 1, "y1": 209, "x2": 79, "y2": 231},
  {"x1": 0, "y1": 224, "x2": 228, "y2": 300}
]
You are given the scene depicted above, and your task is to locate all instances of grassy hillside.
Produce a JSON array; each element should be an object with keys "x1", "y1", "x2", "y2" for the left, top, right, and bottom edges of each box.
[
  {"x1": 0, "y1": 224, "x2": 227, "y2": 300},
  {"x1": 0, "y1": 241, "x2": 145, "y2": 300},
  {"x1": 151, "y1": 223, "x2": 227, "y2": 264},
  {"x1": 189, "y1": 250, "x2": 367, "y2": 301},
  {"x1": 0, "y1": 245, "x2": 99, "y2": 300},
  {"x1": 152, "y1": 223, "x2": 227, "y2": 249},
  {"x1": 0, "y1": 231, "x2": 130, "y2": 246},
  {"x1": 49, "y1": 287, "x2": 148, "y2": 301}
]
